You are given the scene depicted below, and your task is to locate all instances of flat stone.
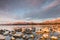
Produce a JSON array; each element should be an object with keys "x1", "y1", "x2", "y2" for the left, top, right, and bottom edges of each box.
[{"x1": 0, "y1": 35, "x2": 5, "y2": 40}]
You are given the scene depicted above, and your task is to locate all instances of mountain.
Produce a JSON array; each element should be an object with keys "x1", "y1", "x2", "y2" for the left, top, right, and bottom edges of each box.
[
  {"x1": 0, "y1": 18, "x2": 60, "y2": 25},
  {"x1": 43, "y1": 18, "x2": 60, "y2": 23}
]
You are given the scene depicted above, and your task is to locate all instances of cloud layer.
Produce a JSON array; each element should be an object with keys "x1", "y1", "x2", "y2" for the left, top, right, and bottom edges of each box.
[{"x1": 0, "y1": 0, "x2": 60, "y2": 21}]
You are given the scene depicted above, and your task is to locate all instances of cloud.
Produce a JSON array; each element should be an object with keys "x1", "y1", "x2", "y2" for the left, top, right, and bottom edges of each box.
[
  {"x1": 0, "y1": 0, "x2": 60, "y2": 20},
  {"x1": 23, "y1": 0, "x2": 60, "y2": 19},
  {"x1": 41, "y1": 0, "x2": 60, "y2": 11},
  {"x1": 0, "y1": 10, "x2": 17, "y2": 22}
]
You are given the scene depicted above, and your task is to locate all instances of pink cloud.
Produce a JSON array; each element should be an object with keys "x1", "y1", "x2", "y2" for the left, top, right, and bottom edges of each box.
[
  {"x1": 42, "y1": 0, "x2": 60, "y2": 11},
  {"x1": 26, "y1": 0, "x2": 43, "y2": 7}
]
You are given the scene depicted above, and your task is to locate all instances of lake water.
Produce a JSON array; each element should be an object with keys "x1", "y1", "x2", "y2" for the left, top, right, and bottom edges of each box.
[{"x1": 0, "y1": 25, "x2": 43, "y2": 31}]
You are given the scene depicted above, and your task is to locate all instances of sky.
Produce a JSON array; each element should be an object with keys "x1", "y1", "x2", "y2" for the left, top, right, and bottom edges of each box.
[{"x1": 0, "y1": 0, "x2": 60, "y2": 22}]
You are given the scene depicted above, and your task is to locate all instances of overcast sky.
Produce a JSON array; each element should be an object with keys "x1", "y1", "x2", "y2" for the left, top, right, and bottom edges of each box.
[{"x1": 0, "y1": 0, "x2": 60, "y2": 21}]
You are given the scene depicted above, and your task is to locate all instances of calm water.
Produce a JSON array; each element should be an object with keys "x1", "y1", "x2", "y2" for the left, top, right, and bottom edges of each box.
[{"x1": 0, "y1": 25, "x2": 43, "y2": 31}]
